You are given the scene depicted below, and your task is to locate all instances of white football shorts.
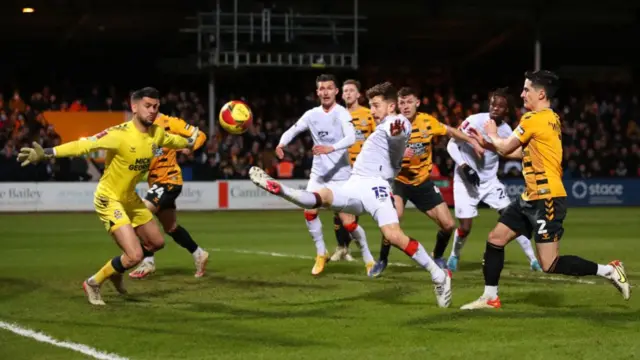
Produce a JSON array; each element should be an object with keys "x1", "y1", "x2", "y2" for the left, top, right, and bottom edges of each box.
[
  {"x1": 453, "y1": 173, "x2": 511, "y2": 219},
  {"x1": 326, "y1": 174, "x2": 399, "y2": 227}
]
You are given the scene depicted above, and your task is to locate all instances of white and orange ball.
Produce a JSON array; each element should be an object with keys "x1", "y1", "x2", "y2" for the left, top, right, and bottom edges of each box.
[{"x1": 219, "y1": 100, "x2": 253, "y2": 135}]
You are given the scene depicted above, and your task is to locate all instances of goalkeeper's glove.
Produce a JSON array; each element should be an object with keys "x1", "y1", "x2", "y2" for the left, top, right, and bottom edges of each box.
[
  {"x1": 459, "y1": 163, "x2": 480, "y2": 187},
  {"x1": 17, "y1": 142, "x2": 53, "y2": 167},
  {"x1": 187, "y1": 126, "x2": 200, "y2": 149}
]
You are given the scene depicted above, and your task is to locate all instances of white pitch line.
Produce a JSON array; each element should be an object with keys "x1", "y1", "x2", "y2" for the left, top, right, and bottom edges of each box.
[
  {"x1": 210, "y1": 248, "x2": 614, "y2": 286},
  {"x1": 209, "y1": 248, "x2": 413, "y2": 267},
  {"x1": 0, "y1": 321, "x2": 130, "y2": 360}
]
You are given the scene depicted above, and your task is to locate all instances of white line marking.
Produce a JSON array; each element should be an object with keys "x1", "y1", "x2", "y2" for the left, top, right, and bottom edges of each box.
[
  {"x1": 209, "y1": 248, "x2": 412, "y2": 267},
  {"x1": 0, "y1": 321, "x2": 130, "y2": 360},
  {"x1": 210, "y1": 248, "x2": 609, "y2": 285}
]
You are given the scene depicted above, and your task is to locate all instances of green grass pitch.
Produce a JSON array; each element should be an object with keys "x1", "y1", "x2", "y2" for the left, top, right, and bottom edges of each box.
[{"x1": 0, "y1": 208, "x2": 638, "y2": 360}]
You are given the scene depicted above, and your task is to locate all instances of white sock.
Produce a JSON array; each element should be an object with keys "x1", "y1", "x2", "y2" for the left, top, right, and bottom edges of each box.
[
  {"x1": 409, "y1": 242, "x2": 445, "y2": 283},
  {"x1": 450, "y1": 228, "x2": 468, "y2": 258},
  {"x1": 596, "y1": 264, "x2": 614, "y2": 278},
  {"x1": 281, "y1": 187, "x2": 322, "y2": 209},
  {"x1": 305, "y1": 216, "x2": 326, "y2": 255},
  {"x1": 514, "y1": 235, "x2": 537, "y2": 263},
  {"x1": 350, "y1": 225, "x2": 374, "y2": 263},
  {"x1": 192, "y1": 247, "x2": 204, "y2": 260},
  {"x1": 144, "y1": 256, "x2": 155, "y2": 265},
  {"x1": 483, "y1": 286, "x2": 498, "y2": 299}
]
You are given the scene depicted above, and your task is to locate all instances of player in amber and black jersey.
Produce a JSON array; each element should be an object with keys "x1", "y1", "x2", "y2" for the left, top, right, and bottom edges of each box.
[
  {"x1": 129, "y1": 114, "x2": 209, "y2": 279},
  {"x1": 461, "y1": 70, "x2": 630, "y2": 310}
]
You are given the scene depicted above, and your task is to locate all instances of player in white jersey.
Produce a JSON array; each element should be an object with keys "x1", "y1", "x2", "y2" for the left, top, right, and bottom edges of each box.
[
  {"x1": 250, "y1": 82, "x2": 453, "y2": 308},
  {"x1": 275, "y1": 74, "x2": 373, "y2": 276},
  {"x1": 445, "y1": 88, "x2": 541, "y2": 272}
]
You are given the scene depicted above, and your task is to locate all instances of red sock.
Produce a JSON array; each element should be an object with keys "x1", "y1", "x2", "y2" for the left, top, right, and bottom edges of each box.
[{"x1": 403, "y1": 238, "x2": 420, "y2": 257}]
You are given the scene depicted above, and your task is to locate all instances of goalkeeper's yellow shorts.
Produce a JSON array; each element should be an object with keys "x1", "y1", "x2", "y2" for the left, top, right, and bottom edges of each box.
[{"x1": 94, "y1": 193, "x2": 154, "y2": 233}]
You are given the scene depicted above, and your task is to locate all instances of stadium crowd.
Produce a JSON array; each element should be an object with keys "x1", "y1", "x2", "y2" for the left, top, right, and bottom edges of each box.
[{"x1": 1, "y1": 85, "x2": 639, "y2": 181}]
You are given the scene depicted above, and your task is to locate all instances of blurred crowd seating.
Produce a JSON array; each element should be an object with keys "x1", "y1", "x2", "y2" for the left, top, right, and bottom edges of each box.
[{"x1": 1, "y1": 84, "x2": 639, "y2": 182}]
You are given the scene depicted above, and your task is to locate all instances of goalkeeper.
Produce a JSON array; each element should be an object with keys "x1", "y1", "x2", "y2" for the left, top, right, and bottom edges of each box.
[{"x1": 18, "y1": 87, "x2": 199, "y2": 306}]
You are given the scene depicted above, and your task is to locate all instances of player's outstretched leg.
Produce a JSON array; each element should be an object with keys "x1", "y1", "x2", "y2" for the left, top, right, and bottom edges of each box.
[
  {"x1": 250, "y1": 167, "x2": 324, "y2": 208},
  {"x1": 381, "y1": 223, "x2": 452, "y2": 308},
  {"x1": 537, "y1": 249, "x2": 630, "y2": 301},
  {"x1": 251, "y1": 166, "x2": 355, "y2": 276}
]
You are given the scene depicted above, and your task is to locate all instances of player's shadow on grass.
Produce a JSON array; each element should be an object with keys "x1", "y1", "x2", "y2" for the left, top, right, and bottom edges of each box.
[
  {"x1": 0, "y1": 277, "x2": 41, "y2": 302},
  {"x1": 144, "y1": 268, "x2": 334, "y2": 290},
  {"x1": 181, "y1": 301, "x2": 352, "y2": 321},
  {"x1": 458, "y1": 261, "x2": 484, "y2": 272},
  {"x1": 282, "y1": 285, "x2": 420, "y2": 307}
]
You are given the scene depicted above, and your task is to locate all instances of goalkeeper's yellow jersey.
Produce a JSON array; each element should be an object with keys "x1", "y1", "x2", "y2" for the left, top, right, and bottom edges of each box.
[{"x1": 53, "y1": 120, "x2": 189, "y2": 202}]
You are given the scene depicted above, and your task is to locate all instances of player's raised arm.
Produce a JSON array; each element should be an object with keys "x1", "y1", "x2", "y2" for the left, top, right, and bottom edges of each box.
[
  {"x1": 161, "y1": 126, "x2": 199, "y2": 150},
  {"x1": 484, "y1": 116, "x2": 529, "y2": 156},
  {"x1": 17, "y1": 129, "x2": 123, "y2": 167},
  {"x1": 444, "y1": 123, "x2": 485, "y2": 158},
  {"x1": 276, "y1": 112, "x2": 310, "y2": 159},
  {"x1": 165, "y1": 114, "x2": 207, "y2": 150}
]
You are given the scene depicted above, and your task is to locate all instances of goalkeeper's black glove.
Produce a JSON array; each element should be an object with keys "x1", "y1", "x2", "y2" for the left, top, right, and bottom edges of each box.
[{"x1": 460, "y1": 164, "x2": 480, "y2": 187}]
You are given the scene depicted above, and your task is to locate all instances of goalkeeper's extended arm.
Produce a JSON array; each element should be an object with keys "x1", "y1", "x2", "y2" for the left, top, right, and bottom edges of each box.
[{"x1": 18, "y1": 134, "x2": 121, "y2": 167}]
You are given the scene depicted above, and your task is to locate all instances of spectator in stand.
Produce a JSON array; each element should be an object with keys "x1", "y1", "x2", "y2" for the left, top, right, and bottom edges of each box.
[{"x1": 1, "y1": 82, "x2": 639, "y2": 183}]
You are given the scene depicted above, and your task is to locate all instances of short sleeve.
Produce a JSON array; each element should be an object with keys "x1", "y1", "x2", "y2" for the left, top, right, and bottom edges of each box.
[
  {"x1": 428, "y1": 115, "x2": 448, "y2": 136},
  {"x1": 513, "y1": 113, "x2": 536, "y2": 144}
]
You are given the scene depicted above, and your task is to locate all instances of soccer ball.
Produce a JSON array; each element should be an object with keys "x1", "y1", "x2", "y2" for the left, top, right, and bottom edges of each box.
[{"x1": 219, "y1": 100, "x2": 253, "y2": 135}]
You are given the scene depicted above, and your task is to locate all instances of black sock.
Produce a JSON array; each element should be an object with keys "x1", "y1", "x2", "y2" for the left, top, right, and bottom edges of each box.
[
  {"x1": 483, "y1": 242, "x2": 505, "y2": 286},
  {"x1": 547, "y1": 255, "x2": 598, "y2": 276},
  {"x1": 333, "y1": 215, "x2": 350, "y2": 247},
  {"x1": 142, "y1": 247, "x2": 154, "y2": 258},
  {"x1": 433, "y1": 230, "x2": 452, "y2": 259},
  {"x1": 379, "y1": 237, "x2": 391, "y2": 262},
  {"x1": 111, "y1": 256, "x2": 126, "y2": 273},
  {"x1": 168, "y1": 225, "x2": 199, "y2": 254},
  {"x1": 345, "y1": 216, "x2": 358, "y2": 248}
]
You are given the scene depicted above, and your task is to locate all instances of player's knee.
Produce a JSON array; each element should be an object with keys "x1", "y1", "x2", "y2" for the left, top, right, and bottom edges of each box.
[
  {"x1": 442, "y1": 221, "x2": 455, "y2": 234},
  {"x1": 457, "y1": 226, "x2": 471, "y2": 238},
  {"x1": 124, "y1": 248, "x2": 144, "y2": 267},
  {"x1": 342, "y1": 221, "x2": 358, "y2": 233},
  {"x1": 539, "y1": 256, "x2": 557, "y2": 273},
  {"x1": 487, "y1": 229, "x2": 508, "y2": 246},
  {"x1": 439, "y1": 215, "x2": 456, "y2": 233},
  {"x1": 381, "y1": 226, "x2": 403, "y2": 245},
  {"x1": 316, "y1": 188, "x2": 333, "y2": 206},
  {"x1": 304, "y1": 210, "x2": 318, "y2": 221},
  {"x1": 163, "y1": 222, "x2": 177, "y2": 234}
]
